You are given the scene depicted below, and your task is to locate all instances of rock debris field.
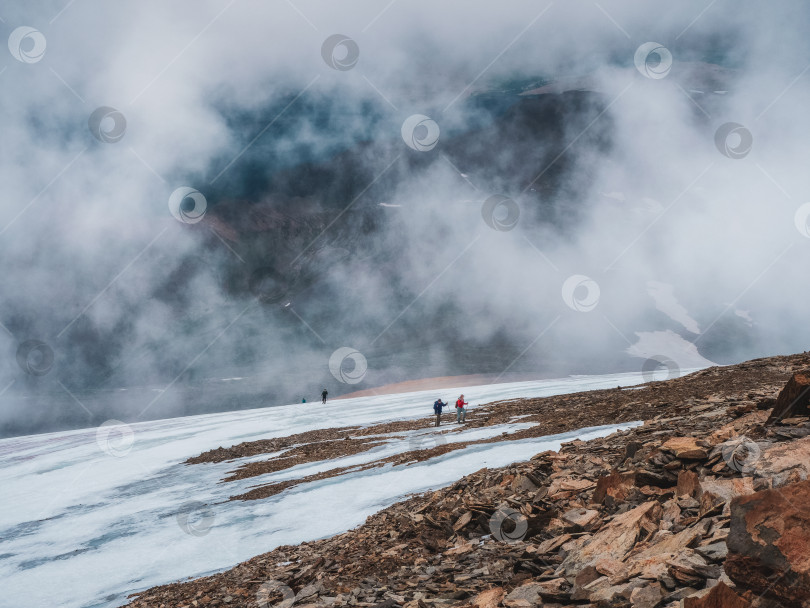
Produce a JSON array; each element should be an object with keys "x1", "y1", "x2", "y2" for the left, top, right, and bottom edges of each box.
[{"x1": 127, "y1": 352, "x2": 810, "y2": 608}]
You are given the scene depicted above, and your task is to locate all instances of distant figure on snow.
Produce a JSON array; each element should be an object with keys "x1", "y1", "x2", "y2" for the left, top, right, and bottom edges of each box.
[
  {"x1": 455, "y1": 394, "x2": 468, "y2": 423},
  {"x1": 302, "y1": 397, "x2": 307, "y2": 403},
  {"x1": 322, "y1": 389, "x2": 328, "y2": 404},
  {"x1": 433, "y1": 398, "x2": 447, "y2": 427}
]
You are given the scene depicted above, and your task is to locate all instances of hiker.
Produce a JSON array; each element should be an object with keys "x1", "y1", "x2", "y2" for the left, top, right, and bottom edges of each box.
[
  {"x1": 302, "y1": 397, "x2": 306, "y2": 403},
  {"x1": 433, "y1": 398, "x2": 447, "y2": 427},
  {"x1": 321, "y1": 388, "x2": 328, "y2": 404},
  {"x1": 455, "y1": 394, "x2": 468, "y2": 423}
]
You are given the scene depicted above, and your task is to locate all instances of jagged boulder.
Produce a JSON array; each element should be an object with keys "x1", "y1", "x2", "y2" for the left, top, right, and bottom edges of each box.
[
  {"x1": 661, "y1": 437, "x2": 710, "y2": 460},
  {"x1": 767, "y1": 369, "x2": 810, "y2": 423},
  {"x1": 725, "y1": 479, "x2": 810, "y2": 605},
  {"x1": 677, "y1": 469, "x2": 701, "y2": 498},
  {"x1": 593, "y1": 470, "x2": 638, "y2": 505},
  {"x1": 754, "y1": 435, "x2": 810, "y2": 487},
  {"x1": 629, "y1": 582, "x2": 664, "y2": 608},
  {"x1": 558, "y1": 501, "x2": 661, "y2": 579}
]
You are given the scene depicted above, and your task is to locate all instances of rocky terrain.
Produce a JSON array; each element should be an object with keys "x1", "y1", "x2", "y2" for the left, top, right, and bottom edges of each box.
[{"x1": 126, "y1": 352, "x2": 810, "y2": 608}]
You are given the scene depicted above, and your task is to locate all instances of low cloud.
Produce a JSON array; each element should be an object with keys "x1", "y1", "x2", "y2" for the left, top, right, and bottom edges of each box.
[{"x1": 1, "y1": 1, "x2": 808, "y2": 435}]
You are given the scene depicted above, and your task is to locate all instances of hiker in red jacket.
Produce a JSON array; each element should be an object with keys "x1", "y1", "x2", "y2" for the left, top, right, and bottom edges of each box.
[{"x1": 455, "y1": 394, "x2": 468, "y2": 423}]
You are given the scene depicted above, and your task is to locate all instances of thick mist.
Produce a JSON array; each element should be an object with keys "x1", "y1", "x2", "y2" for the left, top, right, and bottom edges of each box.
[{"x1": 2, "y1": 1, "x2": 809, "y2": 436}]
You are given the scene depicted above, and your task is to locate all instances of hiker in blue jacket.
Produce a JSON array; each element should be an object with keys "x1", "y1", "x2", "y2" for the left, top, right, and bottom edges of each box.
[{"x1": 433, "y1": 398, "x2": 447, "y2": 427}]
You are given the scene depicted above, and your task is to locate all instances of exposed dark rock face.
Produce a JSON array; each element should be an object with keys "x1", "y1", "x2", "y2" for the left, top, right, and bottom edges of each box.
[{"x1": 766, "y1": 370, "x2": 810, "y2": 424}]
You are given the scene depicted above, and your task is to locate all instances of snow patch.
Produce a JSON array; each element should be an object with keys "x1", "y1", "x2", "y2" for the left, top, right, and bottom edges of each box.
[
  {"x1": 0, "y1": 371, "x2": 669, "y2": 608},
  {"x1": 626, "y1": 329, "x2": 716, "y2": 371},
  {"x1": 646, "y1": 281, "x2": 700, "y2": 334}
]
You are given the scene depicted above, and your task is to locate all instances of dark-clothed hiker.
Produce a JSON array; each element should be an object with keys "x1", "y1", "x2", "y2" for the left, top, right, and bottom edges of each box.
[
  {"x1": 433, "y1": 399, "x2": 447, "y2": 427},
  {"x1": 322, "y1": 389, "x2": 328, "y2": 404},
  {"x1": 455, "y1": 394, "x2": 468, "y2": 423}
]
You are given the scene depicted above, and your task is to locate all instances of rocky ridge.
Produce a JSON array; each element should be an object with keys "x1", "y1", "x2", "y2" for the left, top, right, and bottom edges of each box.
[{"x1": 126, "y1": 353, "x2": 810, "y2": 608}]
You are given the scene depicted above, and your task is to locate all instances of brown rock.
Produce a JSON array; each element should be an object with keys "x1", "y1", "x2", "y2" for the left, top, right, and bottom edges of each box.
[
  {"x1": 707, "y1": 425, "x2": 737, "y2": 445},
  {"x1": 682, "y1": 581, "x2": 749, "y2": 607},
  {"x1": 620, "y1": 522, "x2": 710, "y2": 583},
  {"x1": 503, "y1": 581, "x2": 543, "y2": 607},
  {"x1": 767, "y1": 370, "x2": 810, "y2": 424},
  {"x1": 547, "y1": 477, "x2": 596, "y2": 500},
  {"x1": 625, "y1": 441, "x2": 643, "y2": 460},
  {"x1": 667, "y1": 549, "x2": 720, "y2": 584},
  {"x1": 571, "y1": 575, "x2": 609, "y2": 601},
  {"x1": 755, "y1": 435, "x2": 810, "y2": 487},
  {"x1": 629, "y1": 582, "x2": 664, "y2": 608},
  {"x1": 574, "y1": 565, "x2": 601, "y2": 589},
  {"x1": 445, "y1": 541, "x2": 475, "y2": 556},
  {"x1": 661, "y1": 499, "x2": 681, "y2": 525},
  {"x1": 453, "y1": 512, "x2": 473, "y2": 531},
  {"x1": 636, "y1": 469, "x2": 674, "y2": 489},
  {"x1": 694, "y1": 541, "x2": 728, "y2": 562},
  {"x1": 780, "y1": 416, "x2": 810, "y2": 425},
  {"x1": 661, "y1": 437, "x2": 709, "y2": 460},
  {"x1": 725, "y1": 480, "x2": 810, "y2": 605},
  {"x1": 594, "y1": 557, "x2": 626, "y2": 578},
  {"x1": 535, "y1": 533, "x2": 571, "y2": 554},
  {"x1": 588, "y1": 577, "x2": 648, "y2": 605},
  {"x1": 511, "y1": 474, "x2": 539, "y2": 493},
  {"x1": 534, "y1": 578, "x2": 570, "y2": 601},
  {"x1": 503, "y1": 578, "x2": 570, "y2": 608},
  {"x1": 677, "y1": 470, "x2": 701, "y2": 498},
  {"x1": 698, "y1": 478, "x2": 756, "y2": 516},
  {"x1": 561, "y1": 507, "x2": 601, "y2": 531},
  {"x1": 559, "y1": 501, "x2": 662, "y2": 578},
  {"x1": 473, "y1": 587, "x2": 504, "y2": 608},
  {"x1": 593, "y1": 470, "x2": 637, "y2": 505},
  {"x1": 698, "y1": 492, "x2": 725, "y2": 519}
]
